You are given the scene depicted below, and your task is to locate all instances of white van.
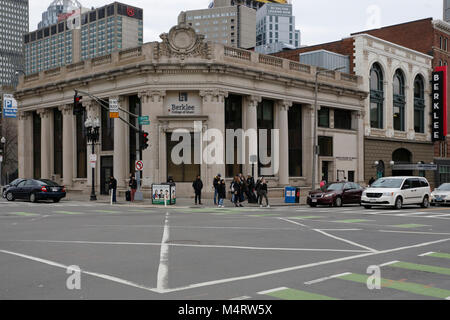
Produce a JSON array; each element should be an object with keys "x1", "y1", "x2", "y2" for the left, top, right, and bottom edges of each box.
[{"x1": 361, "y1": 177, "x2": 431, "y2": 210}]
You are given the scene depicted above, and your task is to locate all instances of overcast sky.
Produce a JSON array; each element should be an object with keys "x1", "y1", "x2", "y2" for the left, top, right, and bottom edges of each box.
[{"x1": 28, "y1": 0, "x2": 443, "y2": 46}]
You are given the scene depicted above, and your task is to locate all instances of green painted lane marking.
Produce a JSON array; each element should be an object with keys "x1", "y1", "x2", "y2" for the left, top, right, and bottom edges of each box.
[
  {"x1": 53, "y1": 211, "x2": 83, "y2": 215},
  {"x1": 390, "y1": 262, "x2": 450, "y2": 276},
  {"x1": 333, "y1": 219, "x2": 371, "y2": 224},
  {"x1": 391, "y1": 224, "x2": 429, "y2": 229},
  {"x1": 92, "y1": 210, "x2": 120, "y2": 214},
  {"x1": 263, "y1": 288, "x2": 338, "y2": 301},
  {"x1": 249, "y1": 214, "x2": 280, "y2": 217},
  {"x1": 291, "y1": 216, "x2": 324, "y2": 220},
  {"x1": 339, "y1": 273, "x2": 450, "y2": 299},
  {"x1": 429, "y1": 252, "x2": 450, "y2": 260},
  {"x1": 10, "y1": 212, "x2": 40, "y2": 217}
]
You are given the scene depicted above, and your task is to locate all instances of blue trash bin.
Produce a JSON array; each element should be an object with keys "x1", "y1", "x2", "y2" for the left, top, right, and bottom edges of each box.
[{"x1": 285, "y1": 187, "x2": 296, "y2": 204}]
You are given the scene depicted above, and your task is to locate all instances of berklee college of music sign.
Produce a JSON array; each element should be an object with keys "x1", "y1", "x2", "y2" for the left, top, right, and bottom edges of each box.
[{"x1": 432, "y1": 66, "x2": 448, "y2": 142}]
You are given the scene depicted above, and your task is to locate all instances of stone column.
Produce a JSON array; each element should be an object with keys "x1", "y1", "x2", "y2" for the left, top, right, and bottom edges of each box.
[
  {"x1": 277, "y1": 100, "x2": 292, "y2": 186},
  {"x1": 384, "y1": 77, "x2": 394, "y2": 137},
  {"x1": 60, "y1": 105, "x2": 75, "y2": 187},
  {"x1": 356, "y1": 110, "x2": 365, "y2": 185},
  {"x1": 138, "y1": 90, "x2": 166, "y2": 187},
  {"x1": 200, "y1": 90, "x2": 228, "y2": 185},
  {"x1": 244, "y1": 95, "x2": 261, "y2": 178},
  {"x1": 85, "y1": 99, "x2": 100, "y2": 189},
  {"x1": 113, "y1": 96, "x2": 128, "y2": 188},
  {"x1": 37, "y1": 108, "x2": 53, "y2": 179},
  {"x1": 405, "y1": 83, "x2": 415, "y2": 140},
  {"x1": 302, "y1": 104, "x2": 314, "y2": 186},
  {"x1": 17, "y1": 111, "x2": 33, "y2": 179}
]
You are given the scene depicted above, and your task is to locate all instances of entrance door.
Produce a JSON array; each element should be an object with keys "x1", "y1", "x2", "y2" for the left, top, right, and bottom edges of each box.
[
  {"x1": 322, "y1": 161, "x2": 330, "y2": 183},
  {"x1": 100, "y1": 156, "x2": 114, "y2": 195}
]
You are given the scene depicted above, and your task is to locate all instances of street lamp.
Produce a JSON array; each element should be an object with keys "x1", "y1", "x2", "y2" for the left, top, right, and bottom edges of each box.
[
  {"x1": 311, "y1": 66, "x2": 346, "y2": 190},
  {"x1": 0, "y1": 137, "x2": 5, "y2": 186},
  {"x1": 85, "y1": 117, "x2": 100, "y2": 201}
]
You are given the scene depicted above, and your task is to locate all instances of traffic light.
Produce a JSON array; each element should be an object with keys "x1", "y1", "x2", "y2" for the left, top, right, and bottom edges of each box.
[
  {"x1": 140, "y1": 131, "x2": 149, "y2": 150},
  {"x1": 73, "y1": 91, "x2": 83, "y2": 116}
]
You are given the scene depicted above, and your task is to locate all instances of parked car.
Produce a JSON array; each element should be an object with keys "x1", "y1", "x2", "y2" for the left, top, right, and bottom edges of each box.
[
  {"x1": 307, "y1": 182, "x2": 364, "y2": 207},
  {"x1": 5, "y1": 179, "x2": 66, "y2": 203},
  {"x1": 431, "y1": 183, "x2": 450, "y2": 206},
  {"x1": 361, "y1": 176, "x2": 431, "y2": 210},
  {"x1": 2, "y1": 178, "x2": 25, "y2": 199}
]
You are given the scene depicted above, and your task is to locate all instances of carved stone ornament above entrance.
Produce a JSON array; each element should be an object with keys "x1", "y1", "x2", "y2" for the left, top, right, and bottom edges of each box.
[{"x1": 157, "y1": 23, "x2": 211, "y2": 60}]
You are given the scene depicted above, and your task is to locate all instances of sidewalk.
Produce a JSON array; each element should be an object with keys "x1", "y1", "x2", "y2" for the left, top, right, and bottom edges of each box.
[{"x1": 65, "y1": 193, "x2": 304, "y2": 209}]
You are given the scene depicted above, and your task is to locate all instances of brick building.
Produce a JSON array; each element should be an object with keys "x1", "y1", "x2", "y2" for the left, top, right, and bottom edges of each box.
[{"x1": 275, "y1": 22, "x2": 438, "y2": 187}]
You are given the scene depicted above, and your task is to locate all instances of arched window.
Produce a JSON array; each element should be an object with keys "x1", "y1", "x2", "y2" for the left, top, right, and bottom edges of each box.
[
  {"x1": 414, "y1": 75, "x2": 425, "y2": 133},
  {"x1": 393, "y1": 70, "x2": 406, "y2": 132},
  {"x1": 370, "y1": 63, "x2": 384, "y2": 129}
]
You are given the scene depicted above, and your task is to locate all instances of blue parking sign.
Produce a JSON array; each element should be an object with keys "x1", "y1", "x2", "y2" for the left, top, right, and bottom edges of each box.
[{"x1": 3, "y1": 94, "x2": 17, "y2": 118}]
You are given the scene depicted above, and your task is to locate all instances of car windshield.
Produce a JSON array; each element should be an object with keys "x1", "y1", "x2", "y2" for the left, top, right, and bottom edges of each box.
[
  {"x1": 37, "y1": 180, "x2": 59, "y2": 187},
  {"x1": 437, "y1": 183, "x2": 450, "y2": 191},
  {"x1": 371, "y1": 178, "x2": 403, "y2": 189},
  {"x1": 326, "y1": 183, "x2": 344, "y2": 191}
]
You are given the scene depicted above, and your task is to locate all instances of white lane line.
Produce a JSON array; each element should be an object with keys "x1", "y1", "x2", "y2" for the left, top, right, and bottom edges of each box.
[
  {"x1": 278, "y1": 218, "x2": 309, "y2": 228},
  {"x1": 9, "y1": 240, "x2": 370, "y2": 254},
  {"x1": 157, "y1": 237, "x2": 450, "y2": 294},
  {"x1": 419, "y1": 252, "x2": 435, "y2": 257},
  {"x1": 230, "y1": 296, "x2": 251, "y2": 300},
  {"x1": 379, "y1": 230, "x2": 450, "y2": 236},
  {"x1": 318, "y1": 229, "x2": 362, "y2": 232},
  {"x1": 424, "y1": 214, "x2": 450, "y2": 218},
  {"x1": 84, "y1": 225, "x2": 299, "y2": 231},
  {"x1": 0, "y1": 249, "x2": 160, "y2": 293},
  {"x1": 396, "y1": 212, "x2": 428, "y2": 217},
  {"x1": 258, "y1": 287, "x2": 288, "y2": 295},
  {"x1": 379, "y1": 261, "x2": 400, "y2": 267},
  {"x1": 313, "y1": 229, "x2": 378, "y2": 253},
  {"x1": 156, "y1": 212, "x2": 170, "y2": 291},
  {"x1": 304, "y1": 272, "x2": 352, "y2": 285}
]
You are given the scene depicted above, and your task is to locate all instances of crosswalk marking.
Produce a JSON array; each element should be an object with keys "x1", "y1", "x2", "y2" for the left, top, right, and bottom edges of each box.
[
  {"x1": 389, "y1": 262, "x2": 450, "y2": 276},
  {"x1": 427, "y1": 252, "x2": 450, "y2": 260}
]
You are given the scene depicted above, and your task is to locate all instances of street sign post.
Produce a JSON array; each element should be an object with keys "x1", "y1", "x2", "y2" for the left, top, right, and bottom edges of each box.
[
  {"x1": 138, "y1": 116, "x2": 150, "y2": 126},
  {"x1": 109, "y1": 98, "x2": 119, "y2": 118}
]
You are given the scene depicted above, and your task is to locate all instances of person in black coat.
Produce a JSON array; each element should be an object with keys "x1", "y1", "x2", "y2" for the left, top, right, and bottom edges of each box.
[
  {"x1": 231, "y1": 176, "x2": 243, "y2": 207},
  {"x1": 109, "y1": 176, "x2": 117, "y2": 203},
  {"x1": 192, "y1": 175, "x2": 203, "y2": 205},
  {"x1": 213, "y1": 174, "x2": 221, "y2": 205},
  {"x1": 129, "y1": 176, "x2": 138, "y2": 202},
  {"x1": 218, "y1": 179, "x2": 226, "y2": 208}
]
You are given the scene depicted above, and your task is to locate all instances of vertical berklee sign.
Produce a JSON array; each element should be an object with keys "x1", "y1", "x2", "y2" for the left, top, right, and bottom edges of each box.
[{"x1": 432, "y1": 66, "x2": 448, "y2": 142}]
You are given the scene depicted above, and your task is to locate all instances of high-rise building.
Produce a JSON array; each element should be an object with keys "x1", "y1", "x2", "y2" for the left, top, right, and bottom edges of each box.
[
  {"x1": 255, "y1": 2, "x2": 300, "y2": 54},
  {"x1": 0, "y1": 0, "x2": 29, "y2": 88},
  {"x1": 212, "y1": 0, "x2": 289, "y2": 10},
  {"x1": 38, "y1": 0, "x2": 84, "y2": 29},
  {"x1": 445, "y1": 0, "x2": 450, "y2": 23},
  {"x1": 24, "y1": 2, "x2": 143, "y2": 75},
  {"x1": 178, "y1": 5, "x2": 256, "y2": 49}
]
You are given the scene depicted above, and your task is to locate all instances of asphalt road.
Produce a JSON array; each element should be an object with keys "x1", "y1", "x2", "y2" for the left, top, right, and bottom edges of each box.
[{"x1": 1, "y1": 198, "x2": 450, "y2": 300}]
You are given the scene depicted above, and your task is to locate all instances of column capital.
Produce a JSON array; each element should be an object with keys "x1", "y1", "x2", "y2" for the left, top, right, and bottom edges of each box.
[
  {"x1": 17, "y1": 111, "x2": 31, "y2": 120},
  {"x1": 199, "y1": 90, "x2": 228, "y2": 103},
  {"x1": 355, "y1": 109, "x2": 366, "y2": 119},
  {"x1": 245, "y1": 95, "x2": 262, "y2": 108},
  {"x1": 37, "y1": 108, "x2": 52, "y2": 118},
  {"x1": 138, "y1": 90, "x2": 166, "y2": 103},
  {"x1": 278, "y1": 100, "x2": 293, "y2": 111},
  {"x1": 58, "y1": 104, "x2": 73, "y2": 116}
]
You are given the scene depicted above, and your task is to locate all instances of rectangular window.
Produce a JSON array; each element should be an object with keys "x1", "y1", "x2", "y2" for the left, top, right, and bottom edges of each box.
[
  {"x1": 53, "y1": 108, "x2": 63, "y2": 177},
  {"x1": 318, "y1": 136, "x2": 333, "y2": 157},
  {"x1": 334, "y1": 109, "x2": 352, "y2": 130},
  {"x1": 318, "y1": 107, "x2": 329, "y2": 128},
  {"x1": 101, "y1": 107, "x2": 114, "y2": 151},
  {"x1": 166, "y1": 132, "x2": 200, "y2": 182},
  {"x1": 289, "y1": 105, "x2": 302, "y2": 177},
  {"x1": 370, "y1": 102, "x2": 383, "y2": 129},
  {"x1": 258, "y1": 100, "x2": 274, "y2": 176},
  {"x1": 225, "y1": 95, "x2": 243, "y2": 178}
]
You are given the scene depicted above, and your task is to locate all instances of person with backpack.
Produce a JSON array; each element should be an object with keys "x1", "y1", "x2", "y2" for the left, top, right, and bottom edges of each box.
[
  {"x1": 218, "y1": 179, "x2": 226, "y2": 208},
  {"x1": 192, "y1": 175, "x2": 203, "y2": 205}
]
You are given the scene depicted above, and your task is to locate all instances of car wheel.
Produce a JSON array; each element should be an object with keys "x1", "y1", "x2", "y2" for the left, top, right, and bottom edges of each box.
[
  {"x1": 53, "y1": 198, "x2": 61, "y2": 203},
  {"x1": 394, "y1": 197, "x2": 403, "y2": 210},
  {"x1": 421, "y1": 196, "x2": 430, "y2": 208},
  {"x1": 364, "y1": 205, "x2": 372, "y2": 209},
  {"x1": 6, "y1": 192, "x2": 14, "y2": 202},
  {"x1": 334, "y1": 197, "x2": 343, "y2": 207},
  {"x1": 29, "y1": 193, "x2": 37, "y2": 203}
]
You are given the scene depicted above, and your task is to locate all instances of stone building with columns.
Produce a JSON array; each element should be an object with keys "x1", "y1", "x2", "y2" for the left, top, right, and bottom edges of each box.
[{"x1": 14, "y1": 23, "x2": 367, "y2": 198}]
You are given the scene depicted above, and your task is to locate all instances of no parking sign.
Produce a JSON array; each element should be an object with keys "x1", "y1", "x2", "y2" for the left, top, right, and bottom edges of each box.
[{"x1": 135, "y1": 160, "x2": 144, "y2": 172}]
